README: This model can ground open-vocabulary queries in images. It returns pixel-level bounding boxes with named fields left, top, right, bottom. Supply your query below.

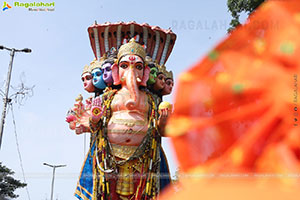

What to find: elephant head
left=112, top=39, right=150, bottom=109
left=112, top=54, right=150, bottom=110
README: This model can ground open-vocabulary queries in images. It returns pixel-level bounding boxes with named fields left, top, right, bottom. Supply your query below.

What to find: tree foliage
left=0, top=163, right=26, bottom=199
left=227, top=0, right=265, bottom=32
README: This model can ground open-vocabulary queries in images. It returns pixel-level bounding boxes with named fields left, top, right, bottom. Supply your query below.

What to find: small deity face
left=153, top=72, right=166, bottom=92
left=118, top=55, right=144, bottom=85
left=162, top=78, right=174, bottom=95
left=101, top=61, right=113, bottom=86
left=81, top=72, right=95, bottom=93
left=147, top=64, right=158, bottom=85
left=91, top=68, right=107, bottom=90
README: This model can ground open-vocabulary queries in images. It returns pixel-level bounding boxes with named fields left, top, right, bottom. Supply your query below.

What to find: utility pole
left=0, top=45, right=32, bottom=150
left=43, top=163, right=66, bottom=200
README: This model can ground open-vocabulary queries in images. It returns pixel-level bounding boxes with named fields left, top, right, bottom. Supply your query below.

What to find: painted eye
left=96, top=72, right=101, bottom=76
left=86, top=75, right=92, bottom=80
left=158, top=75, right=164, bottom=80
left=150, top=69, right=157, bottom=76
left=120, top=64, right=128, bottom=69
left=106, top=67, right=111, bottom=71
left=81, top=77, right=85, bottom=82
left=136, top=64, right=143, bottom=70
left=166, top=80, right=172, bottom=85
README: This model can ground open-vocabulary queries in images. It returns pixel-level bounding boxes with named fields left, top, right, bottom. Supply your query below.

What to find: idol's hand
left=158, top=102, right=173, bottom=136
left=66, top=107, right=90, bottom=134
left=66, top=94, right=91, bottom=134
left=73, top=100, right=85, bottom=117
left=66, top=109, right=77, bottom=130
left=85, top=96, right=93, bottom=110
left=91, top=96, right=103, bottom=124
left=74, top=108, right=91, bottom=135
left=158, top=108, right=171, bottom=136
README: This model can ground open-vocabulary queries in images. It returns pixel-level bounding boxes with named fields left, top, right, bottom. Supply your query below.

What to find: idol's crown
left=117, top=38, right=146, bottom=62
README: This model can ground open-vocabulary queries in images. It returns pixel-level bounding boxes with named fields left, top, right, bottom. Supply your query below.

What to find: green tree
left=0, top=162, right=26, bottom=199
left=227, top=0, right=265, bottom=32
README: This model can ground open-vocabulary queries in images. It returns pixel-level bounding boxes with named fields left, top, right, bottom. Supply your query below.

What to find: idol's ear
left=141, top=65, right=150, bottom=87
left=111, top=63, right=121, bottom=85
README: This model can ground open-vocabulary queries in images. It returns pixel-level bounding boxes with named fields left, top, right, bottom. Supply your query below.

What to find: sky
left=0, top=0, right=233, bottom=199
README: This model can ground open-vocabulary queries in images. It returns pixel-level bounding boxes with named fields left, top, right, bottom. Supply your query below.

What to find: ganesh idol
left=68, top=22, right=177, bottom=200
left=74, top=39, right=161, bottom=200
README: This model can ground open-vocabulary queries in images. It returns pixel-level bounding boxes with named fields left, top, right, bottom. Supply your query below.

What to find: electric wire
left=9, top=104, right=31, bottom=200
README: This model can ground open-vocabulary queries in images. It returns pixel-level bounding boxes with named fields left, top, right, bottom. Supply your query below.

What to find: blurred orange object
left=161, top=174, right=300, bottom=200
left=162, top=0, right=300, bottom=199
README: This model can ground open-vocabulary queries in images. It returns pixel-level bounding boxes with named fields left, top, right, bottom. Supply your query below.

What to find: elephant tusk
left=136, top=77, right=142, bottom=83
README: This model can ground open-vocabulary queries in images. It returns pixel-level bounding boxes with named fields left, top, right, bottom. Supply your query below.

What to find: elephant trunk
left=125, top=67, right=139, bottom=110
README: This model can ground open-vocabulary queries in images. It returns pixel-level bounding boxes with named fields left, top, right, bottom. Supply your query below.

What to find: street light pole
left=43, top=163, right=66, bottom=200
left=0, top=45, right=31, bottom=150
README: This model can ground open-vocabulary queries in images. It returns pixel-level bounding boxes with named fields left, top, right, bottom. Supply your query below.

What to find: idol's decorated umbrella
left=87, top=21, right=176, bottom=66
left=161, top=0, right=300, bottom=199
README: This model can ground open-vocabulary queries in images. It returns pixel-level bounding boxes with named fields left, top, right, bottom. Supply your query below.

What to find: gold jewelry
left=92, top=107, right=102, bottom=116
left=75, top=94, right=83, bottom=102
left=157, top=64, right=173, bottom=79
left=83, top=53, right=107, bottom=74
left=145, top=56, right=153, bottom=63
left=89, top=59, right=102, bottom=71
left=117, top=38, right=146, bottom=62
left=158, top=64, right=166, bottom=74
left=110, top=116, right=147, bottom=126
left=82, top=65, right=91, bottom=75
left=89, top=117, right=101, bottom=133
left=165, top=70, right=173, bottom=80
left=89, top=54, right=108, bottom=71
left=100, top=53, right=107, bottom=61
left=108, top=129, right=147, bottom=135
left=111, top=143, right=138, bottom=160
